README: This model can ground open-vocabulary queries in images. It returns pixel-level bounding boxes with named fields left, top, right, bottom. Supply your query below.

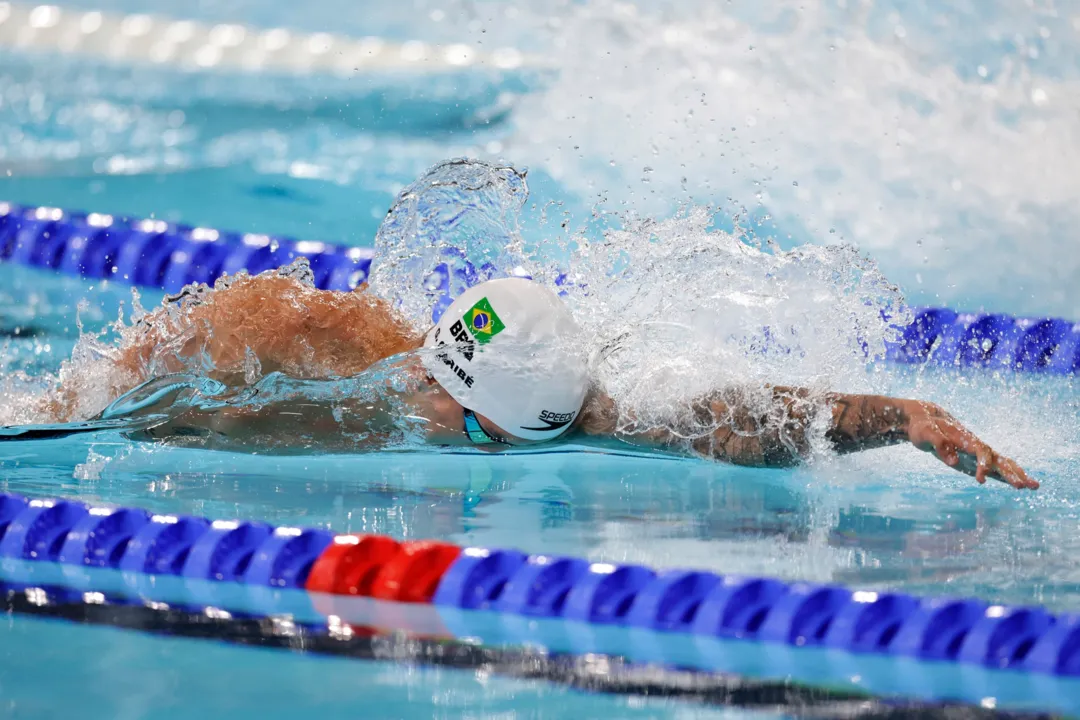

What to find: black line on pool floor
left=0, top=584, right=1057, bottom=720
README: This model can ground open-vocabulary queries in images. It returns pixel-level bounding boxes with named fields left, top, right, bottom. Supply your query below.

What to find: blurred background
left=0, top=0, right=1076, bottom=324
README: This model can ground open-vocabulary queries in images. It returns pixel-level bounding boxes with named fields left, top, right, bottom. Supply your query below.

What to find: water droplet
left=423, top=271, right=444, bottom=292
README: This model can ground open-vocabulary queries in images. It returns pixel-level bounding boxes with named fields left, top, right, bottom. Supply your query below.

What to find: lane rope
left=886, top=308, right=1080, bottom=374
left=2, top=202, right=1077, bottom=374
left=0, top=491, right=1076, bottom=678
left=0, top=3, right=531, bottom=75
left=0, top=202, right=372, bottom=292
left=1, top=579, right=1032, bottom=719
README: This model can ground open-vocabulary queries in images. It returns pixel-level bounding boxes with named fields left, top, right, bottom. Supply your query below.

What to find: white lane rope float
left=0, top=2, right=533, bottom=75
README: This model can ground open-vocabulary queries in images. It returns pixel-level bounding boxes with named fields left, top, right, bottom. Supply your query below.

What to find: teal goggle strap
left=463, top=408, right=509, bottom=446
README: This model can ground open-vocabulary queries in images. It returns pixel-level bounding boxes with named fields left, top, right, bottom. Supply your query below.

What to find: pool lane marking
left=0, top=3, right=538, bottom=75
left=0, top=581, right=1042, bottom=720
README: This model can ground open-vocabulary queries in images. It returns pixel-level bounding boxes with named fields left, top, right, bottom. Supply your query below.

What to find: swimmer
left=32, top=263, right=1037, bottom=490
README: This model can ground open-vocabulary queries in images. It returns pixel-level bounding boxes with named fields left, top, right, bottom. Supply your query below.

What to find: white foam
left=370, top=159, right=904, bottom=448
left=488, top=0, right=1080, bottom=316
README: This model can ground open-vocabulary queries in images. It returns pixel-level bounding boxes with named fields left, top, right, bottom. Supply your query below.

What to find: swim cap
left=422, top=278, right=588, bottom=442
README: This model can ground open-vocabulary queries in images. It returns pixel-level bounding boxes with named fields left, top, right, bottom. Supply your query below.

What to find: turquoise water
left=4, top=617, right=723, bottom=720
left=2, top=0, right=1080, bottom=717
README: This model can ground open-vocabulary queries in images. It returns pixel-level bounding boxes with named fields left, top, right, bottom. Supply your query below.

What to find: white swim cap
left=422, top=278, right=589, bottom=442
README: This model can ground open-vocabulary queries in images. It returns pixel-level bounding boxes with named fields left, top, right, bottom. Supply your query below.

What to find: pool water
left=0, top=427, right=1075, bottom=611
left=5, top=617, right=724, bottom=720
left=1, top=374, right=1079, bottom=717
left=2, top=0, right=1080, bottom=717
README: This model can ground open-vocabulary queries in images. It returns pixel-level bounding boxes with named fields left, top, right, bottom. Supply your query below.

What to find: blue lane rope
left=886, top=308, right=1080, bottom=374
left=0, top=203, right=373, bottom=293
left=1, top=579, right=1023, bottom=719
left=0, top=490, right=1078, bottom=678
left=2, top=201, right=1079, bottom=374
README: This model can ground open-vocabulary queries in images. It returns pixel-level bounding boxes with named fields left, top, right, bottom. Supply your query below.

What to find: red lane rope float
left=370, top=541, right=461, bottom=603
left=306, top=535, right=461, bottom=604
left=306, top=535, right=402, bottom=596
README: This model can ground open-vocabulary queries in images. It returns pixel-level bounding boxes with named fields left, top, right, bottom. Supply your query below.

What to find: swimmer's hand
left=579, top=388, right=1037, bottom=489
left=903, top=401, right=1038, bottom=490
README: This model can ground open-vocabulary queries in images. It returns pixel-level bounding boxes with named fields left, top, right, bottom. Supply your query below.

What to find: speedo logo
left=521, top=409, right=577, bottom=432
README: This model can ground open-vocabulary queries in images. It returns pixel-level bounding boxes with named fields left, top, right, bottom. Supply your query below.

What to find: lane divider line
left=0, top=491, right=1076, bottom=677
left=2, top=202, right=1077, bottom=374
left=4, top=579, right=1024, bottom=719
left=0, top=202, right=372, bottom=292
left=0, top=3, right=531, bottom=75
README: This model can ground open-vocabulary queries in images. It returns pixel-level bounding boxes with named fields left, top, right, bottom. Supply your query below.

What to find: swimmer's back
left=151, top=273, right=421, bottom=382
left=44, top=268, right=422, bottom=423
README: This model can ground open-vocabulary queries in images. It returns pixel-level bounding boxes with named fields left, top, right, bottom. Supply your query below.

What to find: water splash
left=1, top=155, right=905, bottom=457
left=561, top=208, right=906, bottom=440
left=480, top=0, right=1080, bottom=316
left=2, top=0, right=1076, bottom=316
left=368, top=158, right=531, bottom=328
left=369, top=158, right=907, bottom=447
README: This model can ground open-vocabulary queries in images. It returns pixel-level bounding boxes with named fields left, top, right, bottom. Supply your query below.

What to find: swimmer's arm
left=826, top=392, right=1036, bottom=488
left=131, top=397, right=398, bottom=454
left=123, top=358, right=437, bottom=454
left=576, top=389, right=1038, bottom=489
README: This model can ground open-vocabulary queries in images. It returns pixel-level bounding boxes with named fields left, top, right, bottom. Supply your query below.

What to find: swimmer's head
left=422, top=278, right=589, bottom=443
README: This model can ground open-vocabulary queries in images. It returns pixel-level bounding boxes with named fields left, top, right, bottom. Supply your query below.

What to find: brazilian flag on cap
left=465, top=297, right=505, bottom=344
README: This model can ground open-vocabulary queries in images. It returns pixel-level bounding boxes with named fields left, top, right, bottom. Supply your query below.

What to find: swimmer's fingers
left=949, top=425, right=1039, bottom=490
left=909, top=410, right=1038, bottom=490
left=988, top=454, right=1040, bottom=490
left=973, top=443, right=993, bottom=485
left=946, top=426, right=997, bottom=484
left=936, top=439, right=960, bottom=467
left=917, top=437, right=960, bottom=468
left=914, top=425, right=960, bottom=467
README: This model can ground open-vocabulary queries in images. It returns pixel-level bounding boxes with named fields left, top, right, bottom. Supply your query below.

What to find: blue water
left=4, top=617, right=724, bottom=720
left=2, top=0, right=1080, bottom=717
